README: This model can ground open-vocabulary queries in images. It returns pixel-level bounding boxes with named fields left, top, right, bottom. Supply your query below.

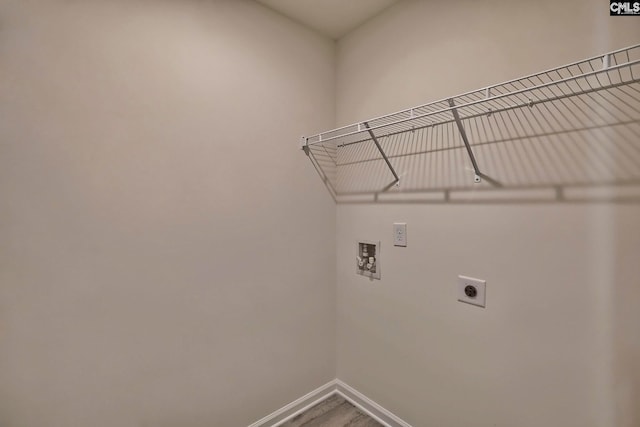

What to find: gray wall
left=1, top=1, right=638, bottom=426
left=335, top=1, right=640, bottom=426
left=0, top=1, right=336, bottom=426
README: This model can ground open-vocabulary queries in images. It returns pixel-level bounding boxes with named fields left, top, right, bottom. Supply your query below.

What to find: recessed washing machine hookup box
left=356, top=240, right=380, bottom=280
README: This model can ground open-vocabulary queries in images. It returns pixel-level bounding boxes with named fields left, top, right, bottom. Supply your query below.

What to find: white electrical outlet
left=393, top=223, right=407, bottom=247
left=457, top=275, right=486, bottom=308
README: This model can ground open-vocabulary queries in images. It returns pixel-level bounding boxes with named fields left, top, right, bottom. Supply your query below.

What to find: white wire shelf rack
left=301, top=44, right=640, bottom=201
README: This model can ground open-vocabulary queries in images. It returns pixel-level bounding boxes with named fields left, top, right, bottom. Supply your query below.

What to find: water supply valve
left=356, top=241, right=380, bottom=280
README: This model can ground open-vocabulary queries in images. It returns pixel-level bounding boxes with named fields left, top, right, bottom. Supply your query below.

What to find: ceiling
left=256, top=0, right=399, bottom=39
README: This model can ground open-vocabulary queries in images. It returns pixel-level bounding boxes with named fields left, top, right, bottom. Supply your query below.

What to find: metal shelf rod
left=305, top=57, right=640, bottom=147
left=448, top=98, right=482, bottom=183
left=363, top=122, right=400, bottom=187
left=301, top=44, right=640, bottom=198
left=304, top=45, right=639, bottom=143
left=333, top=76, right=639, bottom=149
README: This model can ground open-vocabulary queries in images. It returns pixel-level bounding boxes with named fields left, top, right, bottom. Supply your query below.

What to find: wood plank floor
left=280, top=394, right=383, bottom=427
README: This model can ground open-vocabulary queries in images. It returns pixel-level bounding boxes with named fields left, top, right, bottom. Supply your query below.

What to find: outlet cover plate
left=393, top=223, right=407, bottom=247
left=458, top=275, right=486, bottom=308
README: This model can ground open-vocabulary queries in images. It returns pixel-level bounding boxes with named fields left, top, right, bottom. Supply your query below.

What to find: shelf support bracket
left=300, top=136, right=310, bottom=155
left=448, top=98, right=482, bottom=183
left=363, top=122, right=400, bottom=187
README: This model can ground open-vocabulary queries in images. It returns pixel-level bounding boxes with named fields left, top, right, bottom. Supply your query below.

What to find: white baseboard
left=248, top=379, right=412, bottom=427
left=335, top=380, right=412, bottom=427
left=247, top=380, right=337, bottom=427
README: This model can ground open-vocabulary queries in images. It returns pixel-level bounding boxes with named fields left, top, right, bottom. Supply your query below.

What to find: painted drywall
left=0, top=1, right=335, bottom=426
left=335, top=1, right=640, bottom=426
left=256, top=0, right=399, bottom=39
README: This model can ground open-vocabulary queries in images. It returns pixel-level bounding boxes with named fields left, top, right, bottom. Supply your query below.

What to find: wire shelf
left=302, top=44, right=640, bottom=201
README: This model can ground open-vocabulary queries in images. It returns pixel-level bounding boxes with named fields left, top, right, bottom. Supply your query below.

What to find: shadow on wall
left=305, top=47, right=640, bottom=204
